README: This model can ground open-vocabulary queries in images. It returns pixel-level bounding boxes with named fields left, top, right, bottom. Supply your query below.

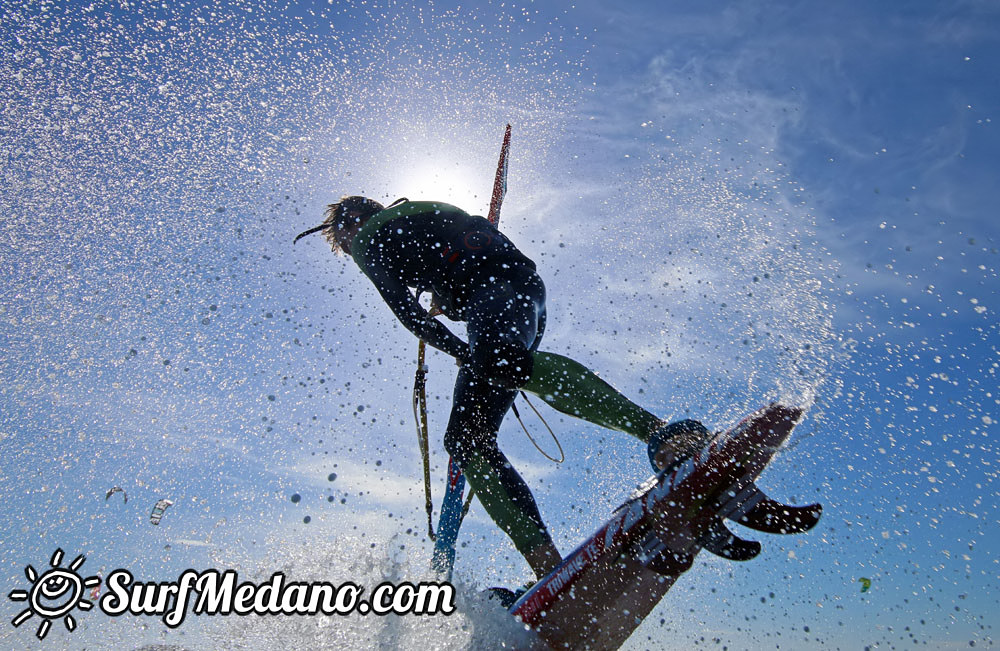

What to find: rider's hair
left=292, top=195, right=384, bottom=255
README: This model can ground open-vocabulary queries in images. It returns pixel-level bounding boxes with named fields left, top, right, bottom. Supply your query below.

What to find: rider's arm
left=366, top=266, right=471, bottom=363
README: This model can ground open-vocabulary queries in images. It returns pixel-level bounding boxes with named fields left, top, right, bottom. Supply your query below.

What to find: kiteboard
left=508, top=403, right=821, bottom=650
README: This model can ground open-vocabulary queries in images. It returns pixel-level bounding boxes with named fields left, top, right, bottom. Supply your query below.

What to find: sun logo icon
left=8, top=549, right=101, bottom=640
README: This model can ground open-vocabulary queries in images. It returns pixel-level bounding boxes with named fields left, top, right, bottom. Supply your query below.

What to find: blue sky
left=1, top=0, right=997, bottom=648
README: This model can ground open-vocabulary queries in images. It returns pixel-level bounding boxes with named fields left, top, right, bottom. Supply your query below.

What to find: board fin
left=702, top=518, right=761, bottom=561
left=733, top=488, right=822, bottom=534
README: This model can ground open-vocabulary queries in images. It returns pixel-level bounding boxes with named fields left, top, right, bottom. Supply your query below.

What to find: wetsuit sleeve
left=366, top=266, right=471, bottom=363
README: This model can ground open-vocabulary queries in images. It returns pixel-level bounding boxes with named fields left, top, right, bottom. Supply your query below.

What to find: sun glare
left=390, top=160, right=490, bottom=215
left=378, top=127, right=513, bottom=216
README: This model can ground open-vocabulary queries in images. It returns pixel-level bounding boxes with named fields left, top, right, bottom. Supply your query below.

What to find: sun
left=379, top=130, right=505, bottom=215
left=391, top=160, right=488, bottom=214
left=8, top=549, right=101, bottom=640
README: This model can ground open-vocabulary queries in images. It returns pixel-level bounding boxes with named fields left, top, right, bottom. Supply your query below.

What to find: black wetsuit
left=353, top=201, right=540, bottom=378
left=351, top=200, right=553, bottom=555
left=348, top=200, right=671, bottom=572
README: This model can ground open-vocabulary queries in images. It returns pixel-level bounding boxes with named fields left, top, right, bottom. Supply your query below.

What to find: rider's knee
left=443, top=426, right=466, bottom=462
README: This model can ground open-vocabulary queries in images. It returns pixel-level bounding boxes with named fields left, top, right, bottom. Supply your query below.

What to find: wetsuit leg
left=446, top=264, right=666, bottom=576
left=461, top=265, right=661, bottom=441
left=443, top=366, right=555, bottom=569
left=522, top=351, right=661, bottom=440
left=444, top=265, right=558, bottom=575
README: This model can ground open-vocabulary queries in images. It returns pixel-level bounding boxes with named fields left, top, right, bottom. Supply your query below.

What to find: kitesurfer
left=295, top=196, right=711, bottom=579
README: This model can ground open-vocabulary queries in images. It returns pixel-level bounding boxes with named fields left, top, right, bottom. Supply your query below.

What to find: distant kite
left=105, top=486, right=127, bottom=503
left=858, top=577, right=871, bottom=593
left=150, top=499, right=173, bottom=525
